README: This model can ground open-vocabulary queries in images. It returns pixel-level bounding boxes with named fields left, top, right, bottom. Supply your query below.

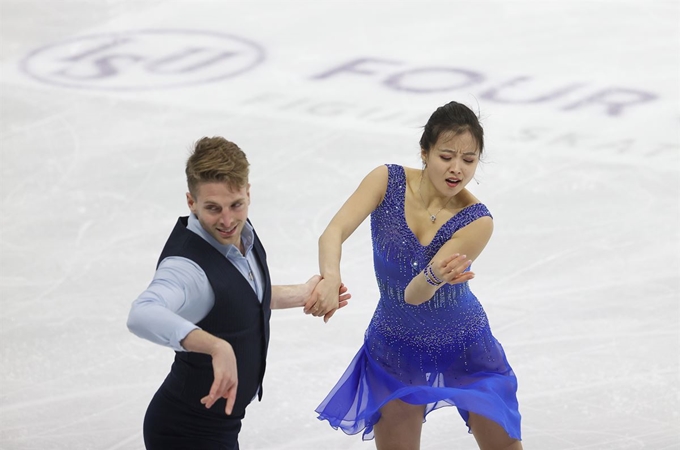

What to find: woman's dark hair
left=419, top=101, right=484, bottom=156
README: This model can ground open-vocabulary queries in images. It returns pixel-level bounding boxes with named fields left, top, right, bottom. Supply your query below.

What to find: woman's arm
left=305, top=165, right=389, bottom=320
left=404, top=216, right=493, bottom=305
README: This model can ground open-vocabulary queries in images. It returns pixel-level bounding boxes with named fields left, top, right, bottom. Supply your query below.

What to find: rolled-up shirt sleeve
left=127, top=256, right=215, bottom=352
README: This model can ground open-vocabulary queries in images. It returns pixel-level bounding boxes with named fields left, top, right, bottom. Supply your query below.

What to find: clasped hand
left=304, top=277, right=351, bottom=323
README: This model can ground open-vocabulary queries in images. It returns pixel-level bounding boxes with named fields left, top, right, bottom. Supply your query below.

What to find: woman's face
left=422, top=130, right=480, bottom=196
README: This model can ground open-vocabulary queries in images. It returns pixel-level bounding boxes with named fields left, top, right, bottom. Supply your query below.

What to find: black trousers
left=143, top=386, right=244, bottom=450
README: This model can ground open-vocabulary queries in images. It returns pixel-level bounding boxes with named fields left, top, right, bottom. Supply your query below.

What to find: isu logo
left=21, top=29, right=265, bottom=90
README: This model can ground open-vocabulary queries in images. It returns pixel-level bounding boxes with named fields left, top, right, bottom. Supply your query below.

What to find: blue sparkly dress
left=316, top=164, right=521, bottom=440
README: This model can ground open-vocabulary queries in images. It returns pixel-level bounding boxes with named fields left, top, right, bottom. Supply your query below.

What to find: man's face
left=187, top=181, right=250, bottom=249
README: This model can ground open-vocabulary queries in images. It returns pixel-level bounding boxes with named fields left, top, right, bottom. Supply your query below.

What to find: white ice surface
left=1, top=1, right=679, bottom=449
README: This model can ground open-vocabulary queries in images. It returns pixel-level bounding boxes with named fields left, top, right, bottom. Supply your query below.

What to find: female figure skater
left=305, top=101, right=522, bottom=449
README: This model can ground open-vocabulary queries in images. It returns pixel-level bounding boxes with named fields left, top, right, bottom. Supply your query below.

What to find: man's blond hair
left=186, top=137, right=250, bottom=197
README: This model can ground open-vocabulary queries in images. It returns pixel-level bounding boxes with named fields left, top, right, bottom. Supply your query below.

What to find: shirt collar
left=187, top=213, right=255, bottom=258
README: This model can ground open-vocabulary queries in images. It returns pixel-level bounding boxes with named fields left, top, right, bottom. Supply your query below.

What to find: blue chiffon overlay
left=316, top=164, right=521, bottom=440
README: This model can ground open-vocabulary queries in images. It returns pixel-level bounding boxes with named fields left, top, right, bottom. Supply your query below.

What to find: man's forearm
left=181, top=328, right=231, bottom=355
left=271, top=284, right=308, bottom=310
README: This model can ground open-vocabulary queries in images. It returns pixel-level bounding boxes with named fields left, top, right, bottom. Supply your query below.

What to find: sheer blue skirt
left=315, top=338, right=521, bottom=441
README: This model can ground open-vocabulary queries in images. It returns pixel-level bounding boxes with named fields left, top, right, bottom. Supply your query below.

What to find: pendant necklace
left=418, top=172, right=453, bottom=223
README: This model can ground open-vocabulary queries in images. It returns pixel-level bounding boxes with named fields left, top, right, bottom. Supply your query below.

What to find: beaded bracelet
left=423, top=263, right=443, bottom=287
left=424, top=268, right=441, bottom=286
left=424, top=272, right=440, bottom=286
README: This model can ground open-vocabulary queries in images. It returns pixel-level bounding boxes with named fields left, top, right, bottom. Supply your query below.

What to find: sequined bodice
left=367, top=165, right=493, bottom=358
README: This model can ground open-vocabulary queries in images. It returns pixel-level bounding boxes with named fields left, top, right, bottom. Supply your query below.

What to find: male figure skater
left=127, top=136, right=349, bottom=449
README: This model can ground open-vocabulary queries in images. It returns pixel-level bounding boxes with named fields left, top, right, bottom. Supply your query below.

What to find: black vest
left=157, top=217, right=271, bottom=417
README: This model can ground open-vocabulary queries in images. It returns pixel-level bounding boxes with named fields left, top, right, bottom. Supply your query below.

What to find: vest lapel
left=252, top=234, right=271, bottom=308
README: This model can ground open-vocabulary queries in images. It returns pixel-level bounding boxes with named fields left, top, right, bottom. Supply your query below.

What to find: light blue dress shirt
left=127, top=214, right=264, bottom=352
